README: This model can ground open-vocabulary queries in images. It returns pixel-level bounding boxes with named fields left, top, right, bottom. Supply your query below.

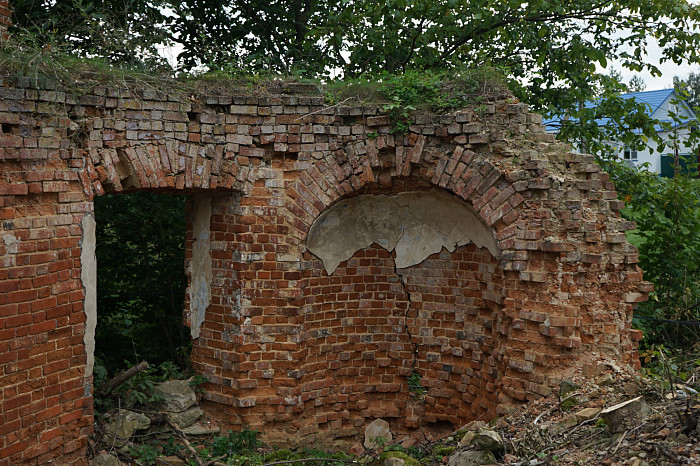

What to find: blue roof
left=621, top=88, right=675, bottom=114
left=543, top=88, right=681, bottom=132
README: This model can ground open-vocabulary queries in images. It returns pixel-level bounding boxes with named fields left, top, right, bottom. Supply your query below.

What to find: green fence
left=660, top=153, right=699, bottom=178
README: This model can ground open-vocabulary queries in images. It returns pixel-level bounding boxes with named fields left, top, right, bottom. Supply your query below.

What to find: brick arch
left=79, top=141, right=258, bottom=198
left=281, top=135, right=533, bottom=437
left=286, top=136, right=523, bottom=251
left=75, top=140, right=257, bottom=420
left=0, top=77, right=651, bottom=461
left=282, top=126, right=643, bottom=431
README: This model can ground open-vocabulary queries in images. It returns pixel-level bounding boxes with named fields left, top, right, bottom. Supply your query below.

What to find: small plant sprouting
left=372, top=68, right=505, bottom=133
left=190, top=374, right=208, bottom=393
left=324, top=91, right=338, bottom=105
left=370, top=435, right=388, bottom=452
left=129, top=443, right=160, bottom=465
left=407, top=370, right=425, bottom=395
left=212, top=429, right=260, bottom=458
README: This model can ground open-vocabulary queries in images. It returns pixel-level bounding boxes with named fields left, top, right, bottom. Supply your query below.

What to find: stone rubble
left=364, top=418, right=393, bottom=450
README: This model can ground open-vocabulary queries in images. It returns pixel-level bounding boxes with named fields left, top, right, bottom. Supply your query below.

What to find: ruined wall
left=0, top=0, right=9, bottom=39
left=0, top=74, right=650, bottom=462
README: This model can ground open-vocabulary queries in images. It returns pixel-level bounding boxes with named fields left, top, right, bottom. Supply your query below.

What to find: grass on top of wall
left=0, top=31, right=509, bottom=117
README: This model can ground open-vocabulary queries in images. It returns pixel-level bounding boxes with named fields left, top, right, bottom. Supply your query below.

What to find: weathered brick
left=0, top=81, right=646, bottom=461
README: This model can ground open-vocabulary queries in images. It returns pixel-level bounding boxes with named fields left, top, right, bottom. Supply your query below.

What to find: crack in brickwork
left=396, top=260, right=420, bottom=375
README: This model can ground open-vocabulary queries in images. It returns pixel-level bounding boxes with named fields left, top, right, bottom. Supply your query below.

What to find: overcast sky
left=610, top=36, right=698, bottom=91
left=158, top=21, right=699, bottom=91
left=608, top=1, right=700, bottom=91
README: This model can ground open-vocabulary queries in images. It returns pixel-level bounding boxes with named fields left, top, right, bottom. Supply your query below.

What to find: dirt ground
left=90, top=357, right=700, bottom=466
left=406, top=358, right=700, bottom=466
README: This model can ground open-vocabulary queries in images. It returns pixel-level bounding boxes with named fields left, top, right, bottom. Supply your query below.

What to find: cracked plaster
left=80, top=214, right=97, bottom=379
left=307, top=190, right=500, bottom=274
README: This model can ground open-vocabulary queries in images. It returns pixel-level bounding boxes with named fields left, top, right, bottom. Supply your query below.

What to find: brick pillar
left=0, top=0, right=10, bottom=39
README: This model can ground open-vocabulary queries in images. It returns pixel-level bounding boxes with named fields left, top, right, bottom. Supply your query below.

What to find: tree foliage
left=628, top=75, right=646, bottom=93
left=11, top=0, right=172, bottom=67
left=167, top=0, right=700, bottom=111
left=674, top=71, right=700, bottom=111
left=169, top=0, right=340, bottom=74
left=12, top=0, right=700, bottom=159
left=94, top=192, right=189, bottom=374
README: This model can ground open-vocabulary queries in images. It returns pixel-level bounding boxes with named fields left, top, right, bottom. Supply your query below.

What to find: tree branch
left=97, top=361, right=149, bottom=395
left=439, top=3, right=619, bottom=61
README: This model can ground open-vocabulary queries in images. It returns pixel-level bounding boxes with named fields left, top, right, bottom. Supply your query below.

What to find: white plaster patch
left=3, top=233, right=19, bottom=253
left=307, top=190, right=500, bottom=274
left=80, top=214, right=97, bottom=378
left=189, top=196, right=213, bottom=339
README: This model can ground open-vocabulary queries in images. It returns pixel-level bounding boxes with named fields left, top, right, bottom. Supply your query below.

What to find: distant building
left=544, top=89, right=698, bottom=176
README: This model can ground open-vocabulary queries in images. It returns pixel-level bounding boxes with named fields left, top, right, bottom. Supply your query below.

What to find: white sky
left=610, top=0, right=700, bottom=90
left=610, top=36, right=698, bottom=91
left=158, top=14, right=700, bottom=91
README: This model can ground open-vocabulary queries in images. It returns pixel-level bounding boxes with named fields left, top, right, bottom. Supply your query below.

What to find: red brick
left=5, top=313, right=33, bottom=328
left=39, top=425, right=63, bottom=441
left=4, top=393, right=31, bottom=411
left=43, top=359, right=70, bottom=375
left=58, top=409, right=82, bottom=426
left=22, top=441, right=49, bottom=459
left=5, top=289, right=38, bottom=304
left=0, top=440, right=27, bottom=459
left=0, top=419, right=21, bottom=437
left=0, top=88, right=647, bottom=459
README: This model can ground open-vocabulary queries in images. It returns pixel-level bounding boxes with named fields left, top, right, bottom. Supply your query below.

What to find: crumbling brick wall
left=0, top=0, right=10, bottom=39
left=0, top=76, right=649, bottom=462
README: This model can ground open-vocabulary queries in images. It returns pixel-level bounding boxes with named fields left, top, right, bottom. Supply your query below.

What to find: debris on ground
left=88, top=359, right=700, bottom=466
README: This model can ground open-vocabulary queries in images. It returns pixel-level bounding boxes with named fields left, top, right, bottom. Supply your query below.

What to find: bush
left=599, top=155, right=700, bottom=348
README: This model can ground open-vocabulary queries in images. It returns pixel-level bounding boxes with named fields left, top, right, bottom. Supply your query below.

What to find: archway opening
left=93, top=191, right=190, bottom=380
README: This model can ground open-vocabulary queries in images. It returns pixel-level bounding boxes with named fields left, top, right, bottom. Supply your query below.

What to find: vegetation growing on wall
left=11, top=0, right=700, bottom=150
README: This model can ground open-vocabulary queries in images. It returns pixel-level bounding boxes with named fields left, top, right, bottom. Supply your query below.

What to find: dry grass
left=0, top=33, right=509, bottom=114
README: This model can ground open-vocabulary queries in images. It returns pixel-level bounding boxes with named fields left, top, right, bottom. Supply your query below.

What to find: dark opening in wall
left=94, top=191, right=189, bottom=377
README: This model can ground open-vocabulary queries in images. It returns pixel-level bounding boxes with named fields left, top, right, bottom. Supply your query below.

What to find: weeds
left=212, top=429, right=260, bottom=457
left=0, top=31, right=171, bottom=97
left=189, top=374, right=208, bottom=393
left=407, top=370, right=426, bottom=396
left=332, top=68, right=507, bottom=133
left=129, top=443, right=160, bottom=465
left=1, top=34, right=506, bottom=130
left=639, top=344, right=700, bottom=396
left=94, top=361, right=197, bottom=412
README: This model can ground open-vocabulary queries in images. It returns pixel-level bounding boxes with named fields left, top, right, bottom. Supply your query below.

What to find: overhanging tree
left=11, top=0, right=172, bottom=67
left=12, top=0, right=700, bottom=132
left=163, top=0, right=700, bottom=156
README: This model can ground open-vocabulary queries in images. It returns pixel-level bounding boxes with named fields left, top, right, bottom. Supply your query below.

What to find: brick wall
left=0, top=0, right=10, bottom=39
left=0, top=77, right=648, bottom=462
